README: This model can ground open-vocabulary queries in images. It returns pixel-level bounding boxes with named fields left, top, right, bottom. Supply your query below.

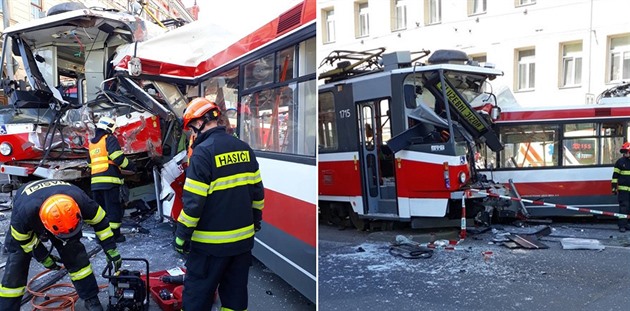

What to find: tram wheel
left=349, top=207, right=367, bottom=231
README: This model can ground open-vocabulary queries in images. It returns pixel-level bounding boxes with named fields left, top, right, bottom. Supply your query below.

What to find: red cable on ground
left=26, top=267, right=108, bottom=311
left=469, top=188, right=630, bottom=219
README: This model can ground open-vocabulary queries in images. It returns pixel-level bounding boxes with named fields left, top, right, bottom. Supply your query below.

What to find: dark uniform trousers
left=0, top=234, right=98, bottom=311
left=92, top=186, right=123, bottom=230
left=618, top=191, right=630, bottom=229
left=182, top=250, right=252, bottom=311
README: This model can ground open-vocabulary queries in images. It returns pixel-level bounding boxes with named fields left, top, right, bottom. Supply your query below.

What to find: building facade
left=317, top=0, right=630, bottom=107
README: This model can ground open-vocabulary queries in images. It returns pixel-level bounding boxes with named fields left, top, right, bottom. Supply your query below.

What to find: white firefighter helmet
left=96, top=116, right=117, bottom=133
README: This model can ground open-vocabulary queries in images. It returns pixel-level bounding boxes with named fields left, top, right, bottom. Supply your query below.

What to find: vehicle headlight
left=459, top=171, right=467, bottom=184
left=0, top=142, right=12, bottom=156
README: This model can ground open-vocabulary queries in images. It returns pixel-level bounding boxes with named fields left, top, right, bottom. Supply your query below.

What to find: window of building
left=323, top=8, right=336, bottom=43
left=31, top=0, right=43, bottom=19
left=516, top=0, right=536, bottom=6
left=392, top=0, right=407, bottom=31
left=517, top=48, right=536, bottom=91
left=468, top=0, right=486, bottom=16
left=424, top=0, right=442, bottom=25
left=561, top=42, right=582, bottom=87
left=425, top=0, right=442, bottom=25
left=609, top=35, right=630, bottom=82
left=356, top=2, right=369, bottom=38
left=471, top=54, right=487, bottom=66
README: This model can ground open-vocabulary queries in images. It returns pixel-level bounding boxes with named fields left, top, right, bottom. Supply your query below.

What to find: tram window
left=276, top=46, right=295, bottom=82
left=499, top=124, right=559, bottom=167
left=602, top=136, right=625, bottom=165
left=244, top=54, right=274, bottom=89
left=299, top=37, right=316, bottom=75
left=563, top=138, right=597, bottom=166
left=318, top=92, right=338, bottom=151
left=202, top=67, right=240, bottom=134
left=361, top=105, right=375, bottom=151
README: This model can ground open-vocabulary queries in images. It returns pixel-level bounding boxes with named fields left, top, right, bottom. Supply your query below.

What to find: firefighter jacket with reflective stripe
left=612, top=156, right=630, bottom=192
left=175, top=126, right=264, bottom=257
left=89, top=129, right=136, bottom=190
left=9, top=180, right=117, bottom=260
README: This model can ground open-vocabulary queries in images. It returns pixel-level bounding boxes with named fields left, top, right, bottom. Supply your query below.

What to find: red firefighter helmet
left=182, top=98, right=221, bottom=131
left=39, top=194, right=83, bottom=239
left=621, top=142, right=630, bottom=154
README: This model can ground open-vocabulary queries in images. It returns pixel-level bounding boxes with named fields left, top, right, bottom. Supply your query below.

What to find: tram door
left=357, top=99, right=397, bottom=216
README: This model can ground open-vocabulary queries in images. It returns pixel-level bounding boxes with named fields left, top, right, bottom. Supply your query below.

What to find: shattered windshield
left=444, top=72, right=489, bottom=103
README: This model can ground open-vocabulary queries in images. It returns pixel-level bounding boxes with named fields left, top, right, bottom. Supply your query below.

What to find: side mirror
left=128, top=57, right=142, bottom=76
left=490, top=105, right=501, bottom=121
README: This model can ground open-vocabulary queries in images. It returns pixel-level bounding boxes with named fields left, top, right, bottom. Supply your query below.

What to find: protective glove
left=41, top=255, right=61, bottom=270
left=173, top=237, right=190, bottom=255
left=105, top=248, right=122, bottom=271
left=254, top=221, right=261, bottom=232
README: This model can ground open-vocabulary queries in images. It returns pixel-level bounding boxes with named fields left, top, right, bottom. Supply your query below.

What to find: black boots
left=113, top=228, right=126, bottom=243
left=84, top=296, right=104, bottom=311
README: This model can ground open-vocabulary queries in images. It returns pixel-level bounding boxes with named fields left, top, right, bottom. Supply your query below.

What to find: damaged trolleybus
left=116, top=0, right=317, bottom=302
left=476, top=83, right=630, bottom=218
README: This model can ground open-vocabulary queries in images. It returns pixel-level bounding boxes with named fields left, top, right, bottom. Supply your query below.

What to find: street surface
left=0, top=199, right=315, bottom=311
left=319, top=220, right=630, bottom=311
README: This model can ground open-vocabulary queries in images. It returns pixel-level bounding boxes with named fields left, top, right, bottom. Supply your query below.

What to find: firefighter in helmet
left=174, top=97, right=264, bottom=310
left=0, top=180, right=123, bottom=311
left=88, top=116, right=137, bottom=242
left=612, top=142, right=630, bottom=232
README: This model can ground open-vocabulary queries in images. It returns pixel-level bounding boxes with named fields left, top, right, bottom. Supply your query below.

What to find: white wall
left=317, top=0, right=630, bottom=108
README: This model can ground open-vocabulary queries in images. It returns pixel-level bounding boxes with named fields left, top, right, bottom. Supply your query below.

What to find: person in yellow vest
left=88, top=116, right=137, bottom=242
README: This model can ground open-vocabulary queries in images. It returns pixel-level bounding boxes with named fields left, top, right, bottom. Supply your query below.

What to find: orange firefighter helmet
left=39, top=194, right=83, bottom=239
left=182, top=98, right=221, bottom=131
left=621, top=142, right=630, bottom=154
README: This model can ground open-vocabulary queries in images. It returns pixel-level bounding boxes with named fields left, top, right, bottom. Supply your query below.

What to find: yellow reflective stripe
left=621, top=171, right=630, bottom=175
left=110, top=150, right=124, bottom=160
left=10, top=226, right=32, bottom=241
left=69, top=264, right=93, bottom=281
left=612, top=179, right=618, bottom=183
left=85, top=206, right=106, bottom=225
left=109, top=222, right=122, bottom=229
left=120, top=158, right=129, bottom=168
left=95, top=227, right=114, bottom=241
left=252, top=199, right=264, bottom=210
left=91, top=176, right=123, bottom=184
left=177, top=211, right=199, bottom=228
left=0, top=285, right=26, bottom=298
left=20, top=235, right=39, bottom=253
left=191, top=224, right=255, bottom=244
left=614, top=168, right=621, bottom=173
left=208, top=171, right=262, bottom=195
left=93, top=156, right=109, bottom=162
left=619, top=185, right=630, bottom=191
left=183, top=178, right=210, bottom=197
